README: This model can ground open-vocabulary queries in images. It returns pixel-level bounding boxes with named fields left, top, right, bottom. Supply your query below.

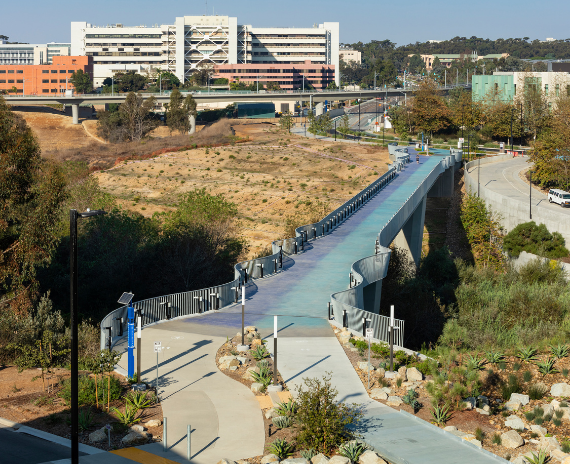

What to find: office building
left=71, top=16, right=339, bottom=88
left=471, top=72, right=570, bottom=102
left=0, top=39, right=70, bottom=66
left=415, top=52, right=509, bottom=71
left=339, top=48, right=361, bottom=64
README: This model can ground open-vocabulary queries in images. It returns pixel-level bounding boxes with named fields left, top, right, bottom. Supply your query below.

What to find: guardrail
left=100, top=156, right=408, bottom=350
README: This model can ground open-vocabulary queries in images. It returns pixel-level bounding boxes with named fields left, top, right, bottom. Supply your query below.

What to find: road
left=470, top=156, right=570, bottom=220
left=345, top=98, right=384, bottom=131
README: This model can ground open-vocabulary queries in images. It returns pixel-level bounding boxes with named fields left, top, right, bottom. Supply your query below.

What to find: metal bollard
left=362, top=317, right=367, bottom=337
left=294, top=241, right=297, bottom=254
left=187, top=424, right=191, bottom=461
left=328, top=302, right=331, bottom=320
left=163, top=417, right=167, bottom=452
left=343, top=310, right=347, bottom=328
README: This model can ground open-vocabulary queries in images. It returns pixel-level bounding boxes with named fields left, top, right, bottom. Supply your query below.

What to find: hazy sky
left=3, top=0, right=569, bottom=46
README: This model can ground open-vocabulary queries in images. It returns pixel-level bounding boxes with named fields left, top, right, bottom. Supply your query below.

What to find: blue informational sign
left=127, top=304, right=134, bottom=379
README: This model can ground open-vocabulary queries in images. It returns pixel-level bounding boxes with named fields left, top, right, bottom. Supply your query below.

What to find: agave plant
left=431, top=404, right=451, bottom=426
left=267, top=438, right=294, bottom=459
left=275, top=399, right=297, bottom=417
left=111, top=404, right=141, bottom=426
left=300, top=449, right=317, bottom=460
left=402, top=389, right=418, bottom=406
left=526, top=449, right=551, bottom=464
left=549, top=344, right=569, bottom=360
left=126, top=391, right=152, bottom=410
left=517, top=346, right=538, bottom=362
left=338, top=441, right=368, bottom=462
left=465, top=354, right=485, bottom=371
left=485, top=351, right=505, bottom=365
left=251, top=345, right=270, bottom=361
left=272, top=415, right=292, bottom=429
left=535, top=357, right=558, bottom=375
left=251, top=360, right=272, bottom=388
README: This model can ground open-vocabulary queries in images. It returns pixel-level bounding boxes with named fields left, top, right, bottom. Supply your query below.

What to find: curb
left=0, top=416, right=104, bottom=455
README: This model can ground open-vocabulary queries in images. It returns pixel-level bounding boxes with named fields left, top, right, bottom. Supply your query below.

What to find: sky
left=3, top=0, right=569, bottom=46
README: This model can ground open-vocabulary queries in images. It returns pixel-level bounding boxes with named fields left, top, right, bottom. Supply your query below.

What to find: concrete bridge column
left=71, top=104, right=79, bottom=125
left=189, top=114, right=196, bottom=135
left=393, top=196, right=427, bottom=267
left=315, top=102, right=324, bottom=116
left=428, top=166, right=454, bottom=197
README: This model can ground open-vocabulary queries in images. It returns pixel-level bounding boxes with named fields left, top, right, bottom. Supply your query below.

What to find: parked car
left=548, top=189, right=570, bottom=207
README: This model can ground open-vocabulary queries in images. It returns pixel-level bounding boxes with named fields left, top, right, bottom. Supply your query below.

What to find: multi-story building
left=0, top=56, right=92, bottom=95
left=339, top=48, right=361, bottom=65
left=471, top=72, right=570, bottom=103
left=414, top=53, right=509, bottom=71
left=0, top=39, right=70, bottom=66
left=70, top=16, right=339, bottom=89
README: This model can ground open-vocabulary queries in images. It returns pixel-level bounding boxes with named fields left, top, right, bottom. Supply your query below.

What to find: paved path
left=473, top=156, right=570, bottom=219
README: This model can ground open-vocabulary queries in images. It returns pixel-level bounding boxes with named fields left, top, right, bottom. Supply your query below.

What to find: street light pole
left=70, top=208, right=106, bottom=464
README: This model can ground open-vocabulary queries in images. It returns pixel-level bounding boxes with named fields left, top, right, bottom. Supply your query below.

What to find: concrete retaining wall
left=510, top=251, right=570, bottom=277
left=464, top=156, right=570, bottom=244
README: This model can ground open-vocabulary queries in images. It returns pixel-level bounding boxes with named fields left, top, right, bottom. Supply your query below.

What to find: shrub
left=338, top=441, right=368, bottom=462
left=274, top=399, right=297, bottom=417
left=528, top=383, right=548, bottom=400
left=536, top=357, right=558, bottom=375
left=523, top=371, right=532, bottom=382
left=294, top=374, right=362, bottom=454
left=59, top=375, right=122, bottom=406
left=475, top=427, right=484, bottom=442
left=272, top=416, right=292, bottom=428
left=431, top=404, right=451, bottom=425
left=492, top=433, right=502, bottom=445
left=250, top=361, right=272, bottom=390
left=501, top=374, right=522, bottom=400
left=550, top=344, right=569, bottom=359
left=111, top=403, right=141, bottom=426
left=503, top=221, right=569, bottom=259
left=267, top=438, right=294, bottom=459
left=300, top=449, right=317, bottom=460
left=251, top=345, right=270, bottom=361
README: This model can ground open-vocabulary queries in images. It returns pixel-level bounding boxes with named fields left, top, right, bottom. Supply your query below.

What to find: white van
left=548, top=189, right=570, bottom=207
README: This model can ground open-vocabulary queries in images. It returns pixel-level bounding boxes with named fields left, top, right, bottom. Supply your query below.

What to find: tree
left=266, top=81, right=281, bottom=91
left=326, top=81, right=338, bottom=90
left=411, top=78, right=451, bottom=137
left=190, top=66, right=211, bottom=87
left=408, top=54, right=426, bottom=74
left=0, top=98, right=67, bottom=314
left=114, top=71, right=147, bottom=92
left=279, top=111, right=293, bottom=132
left=69, top=69, right=92, bottom=94
left=166, top=89, right=197, bottom=134
left=157, top=71, right=180, bottom=91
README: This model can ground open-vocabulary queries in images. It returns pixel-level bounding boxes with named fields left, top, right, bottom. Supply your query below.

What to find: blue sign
left=127, top=304, right=134, bottom=379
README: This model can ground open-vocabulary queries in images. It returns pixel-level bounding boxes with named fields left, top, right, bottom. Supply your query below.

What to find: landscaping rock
left=477, top=395, right=489, bottom=407
left=384, top=371, right=398, bottom=379
left=358, top=362, right=375, bottom=372
left=511, top=456, right=530, bottom=464
left=88, top=428, right=107, bottom=443
left=550, top=449, right=568, bottom=462
left=245, top=326, right=257, bottom=333
left=281, top=459, right=309, bottom=464
left=145, top=419, right=162, bottom=427
left=251, top=339, right=262, bottom=346
left=329, top=456, right=350, bottom=464
left=122, top=431, right=150, bottom=445
left=265, top=408, right=276, bottom=419
left=358, top=450, right=387, bottom=464
left=380, top=387, right=392, bottom=395
left=261, top=455, right=279, bottom=464
left=443, top=426, right=458, bottom=432
left=475, top=408, right=490, bottom=416
left=229, top=366, right=238, bottom=371
left=501, top=430, right=524, bottom=449
left=397, top=366, right=407, bottom=381
left=551, top=383, right=570, bottom=397
left=505, top=415, right=525, bottom=431
left=219, top=356, right=237, bottom=364
left=541, top=436, right=561, bottom=453
left=370, top=388, right=388, bottom=400
left=243, top=366, right=260, bottom=381
left=542, top=403, right=555, bottom=417
left=483, top=404, right=491, bottom=412
left=386, top=396, right=403, bottom=407
left=530, top=425, right=548, bottom=436
left=311, top=454, right=330, bottom=464
left=376, top=368, right=385, bottom=378
left=449, top=430, right=469, bottom=438
left=406, top=367, right=423, bottom=382
left=463, top=437, right=482, bottom=448
left=217, top=460, right=236, bottom=464
left=510, top=393, right=530, bottom=406
left=505, top=401, right=522, bottom=411
left=463, top=397, right=476, bottom=410
left=237, top=356, right=248, bottom=364
left=251, top=382, right=264, bottom=393
left=229, top=359, right=240, bottom=368
left=130, top=424, right=146, bottom=432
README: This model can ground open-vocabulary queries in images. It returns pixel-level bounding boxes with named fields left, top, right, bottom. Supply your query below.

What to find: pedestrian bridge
left=100, top=145, right=462, bottom=350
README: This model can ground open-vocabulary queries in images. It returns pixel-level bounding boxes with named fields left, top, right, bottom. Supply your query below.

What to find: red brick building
left=0, top=56, right=92, bottom=95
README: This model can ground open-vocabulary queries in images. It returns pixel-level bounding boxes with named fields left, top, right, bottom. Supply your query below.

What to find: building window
left=42, top=70, right=49, bottom=74
left=8, top=79, right=14, bottom=83
left=0, top=70, right=5, bottom=74
left=51, top=79, right=57, bottom=83
left=0, top=80, right=5, bottom=83
left=60, top=70, right=66, bottom=73
left=42, top=79, right=49, bottom=83
left=17, top=79, right=23, bottom=83
left=59, top=79, right=66, bottom=83
left=51, top=70, right=57, bottom=73
left=50, top=89, right=57, bottom=93
left=8, top=70, right=14, bottom=73
left=42, top=89, right=49, bottom=93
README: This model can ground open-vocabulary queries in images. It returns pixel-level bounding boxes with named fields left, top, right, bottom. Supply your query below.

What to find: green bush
left=294, top=374, right=362, bottom=454
left=59, top=375, right=122, bottom=406
left=504, top=221, right=569, bottom=259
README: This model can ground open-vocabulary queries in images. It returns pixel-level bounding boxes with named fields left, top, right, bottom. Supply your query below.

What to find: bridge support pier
left=428, top=166, right=454, bottom=197
left=189, top=114, right=196, bottom=135
left=393, top=196, right=426, bottom=267
left=71, top=104, right=79, bottom=125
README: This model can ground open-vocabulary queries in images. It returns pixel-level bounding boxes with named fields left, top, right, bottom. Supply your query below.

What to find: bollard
left=327, top=302, right=331, bottom=320
left=362, top=317, right=367, bottom=337
left=163, top=417, right=167, bottom=452
left=322, top=224, right=324, bottom=236
left=244, top=268, right=248, bottom=284
left=343, top=310, right=347, bottom=328
left=187, top=424, right=191, bottom=461
left=294, top=241, right=297, bottom=254
left=274, top=259, right=277, bottom=273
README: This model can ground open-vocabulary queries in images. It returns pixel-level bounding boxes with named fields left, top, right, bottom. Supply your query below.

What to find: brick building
left=0, top=56, right=92, bottom=95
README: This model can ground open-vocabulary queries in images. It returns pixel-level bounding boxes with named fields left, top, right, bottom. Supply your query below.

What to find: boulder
left=281, top=459, right=309, bottom=464
left=130, top=424, right=146, bottom=432
left=505, top=401, right=521, bottom=411
left=265, top=408, right=277, bottom=419
left=358, top=362, right=375, bottom=372
left=217, top=460, right=236, bottom=464
left=541, top=436, right=561, bottom=453
left=245, top=326, right=257, bottom=333
left=237, top=356, right=248, bottom=364
left=463, top=437, right=482, bottom=448
left=386, top=396, right=402, bottom=407
left=384, top=371, right=398, bottom=379
left=542, top=403, right=555, bottom=417
left=229, top=359, right=240, bottom=368
left=122, top=431, right=150, bottom=445
left=243, top=367, right=260, bottom=381
left=311, top=454, right=330, bottom=464
left=463, top=397, right=476, bottom=410
left=370, top=388, right=388, bottom=400
left=376, top=368, right=386, bottom=378
left=477, top=395, right=489, bottom=407
left=229, top=366, right=238, bottom=371
left=251, top=382, right=264, bottom=393
left=530, top=424, right=547, bottom=436
left=261, top=455, right=280, bottom=464
left=329, top=457, right=351, bottom=464
left=501, top=430, right=524, bottom=449
left=444, top=426, right=458, bottom=432
left=505, top=415, right=525, bottom=431
left=406, top=367, right=423, bottom=382
left=510, top=393, right=530, bottom=406
left=145, top=419, right=162, bottom=427
left=475, top=408, right=490, bottom=416
left=219, top=356, right=237, bottom=364
left=88, top=428, right=107, bottom=443
left=358, top=450, right=387, bottom=464
left=380, top=387, right=392, bottom=394
left=397, top=366, right=407, bottom=381
left=511, top=456, right=530, bottom=464
left=551, top=449, right=568, bottom=462
left=252, top=339, right=263, bottom=347
left=551, top=383, right=570, bottom=397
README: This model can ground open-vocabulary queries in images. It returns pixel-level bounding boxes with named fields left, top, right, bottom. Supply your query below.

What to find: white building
left=71, top=16, right=339, bottom=86
left=339, top=48, right=361, bottom=64
left=0, top=42, right=70, bottom=65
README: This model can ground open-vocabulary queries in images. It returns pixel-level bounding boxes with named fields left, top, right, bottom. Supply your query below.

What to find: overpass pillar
left=393, top=196, right=426, bottom=267
left=315, top=103, right=324, bottom=117
left=189, top=114, right=196, bottom=135
left=71, top=104, right=79, bottom=125
left=427, top=166, right=454, bottom=197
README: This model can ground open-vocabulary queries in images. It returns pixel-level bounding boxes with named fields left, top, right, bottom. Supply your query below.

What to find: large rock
left=505, top=401, right=521, bottom=411
left=551, top=449, right=569, bottom=462
left=376, top=368, right=386, bottom=378
left=145, top=419, right=162, bottom=427
left=88, top=427, right=107, bottom=443
left=245, top=326, right=258, bottom=333
left=505, top=415, right=525, bottom=431
left=475, top=408, right=490, bottom=416
left=463, top=397, right=476, bottom=410
left=130, top=424, right=146, bottom=432
left=510, top=393, right=530, bottom=406
left=311, top=454, right=329, bottom=464
left=444, top=426, right=457, bottom=432
left=501, top=430, right=524, bottom=449
left=265, top=408, right=277, bottom=419
left=358, top=362, right=375, bottom=372
left=530, top=425, right=547, bottom=436
left=397, top=366, right=407, bottom=381
left=122, top=431, right=150, bottom=445
left=329, top=457, right=351, bottom=464
left=358, top=450, right=387, bottom=464
left=551, top=383, right=570, bottom=397
left=541, top=436, right=561, bottom=453
left=261, top=455, right=280, bottom=464
left=281, top=459, right=309, bottom=464
left=370, top=388, right=388, bottom=400
left=406, top=367, right=423, bottom=382
left=251, top=382, right=264, bottom=393
left=511, top=456, right=530, bottom=464
left=217, top=460, right=236, bottom=464
left=386, top=396, right=402, bottom=407
left=243, top=366, right=260, bottom=381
